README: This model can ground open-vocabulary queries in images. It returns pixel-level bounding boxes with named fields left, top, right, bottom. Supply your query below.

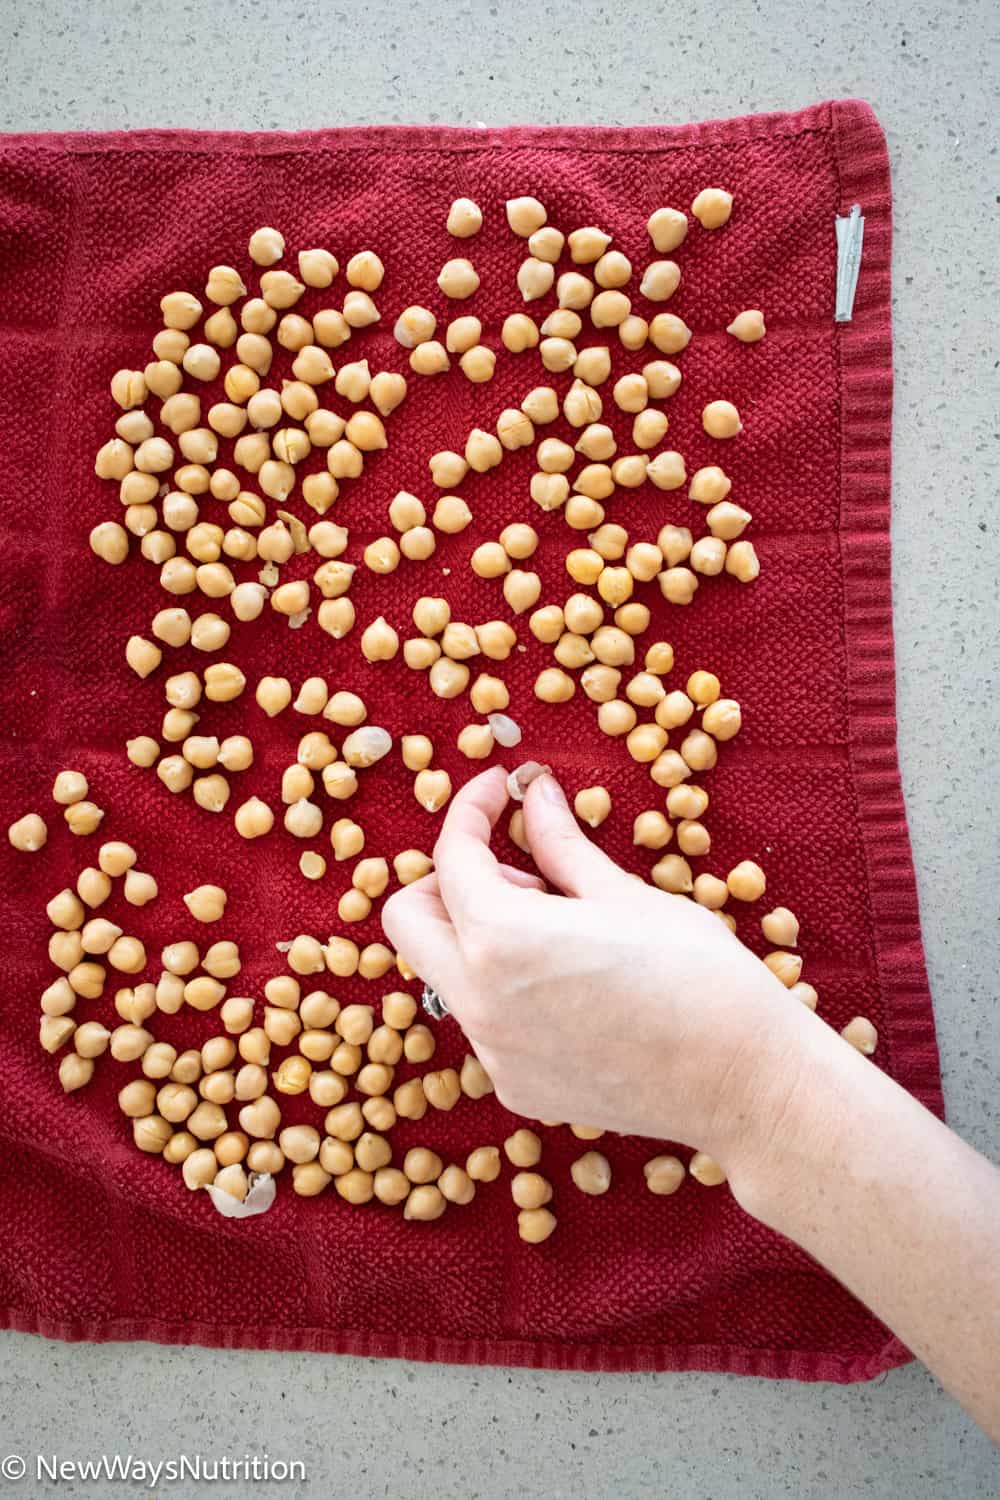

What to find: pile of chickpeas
left=9, top=189, right=880, bottom=1236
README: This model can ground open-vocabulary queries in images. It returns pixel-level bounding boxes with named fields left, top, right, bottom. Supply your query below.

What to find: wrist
left=696, top=996, right=849, bottom=1218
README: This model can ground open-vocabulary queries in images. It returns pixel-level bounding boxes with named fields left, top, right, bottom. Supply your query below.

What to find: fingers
left=432, top=766, right=517, bottom=925
left=499, top=864, right=546, bottom=892
left=381, top=878, right=463, bottom=999
left=381, top=853, right=543, bottom=1029
left=521, top=772, right=624, bottom=898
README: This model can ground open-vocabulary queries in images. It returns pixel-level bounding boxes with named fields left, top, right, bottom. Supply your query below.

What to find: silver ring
left=421, top=983, right=449, bottom=1019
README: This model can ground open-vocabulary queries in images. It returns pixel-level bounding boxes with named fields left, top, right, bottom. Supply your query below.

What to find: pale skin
left=383, top=765, right=1000, bottom=1441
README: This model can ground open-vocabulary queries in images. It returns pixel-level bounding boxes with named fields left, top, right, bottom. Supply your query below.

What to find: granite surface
left=1, top=0, right=998, bottom=1494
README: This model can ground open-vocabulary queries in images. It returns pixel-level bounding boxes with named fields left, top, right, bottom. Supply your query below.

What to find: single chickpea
left=618, top=313, right=649, bottom=350
left=433, top=494, right=473, bottom=534
left=650, top=748, right=693, bottom=789
left=627, top=724, right=668, bottom=764
left=727, top=308, right=766, bottom=342
left=345, top=249, right=384, bottom=291
left=764, top=951, right=804, bottom=988
left=691, top=187, right=733, bottom=228
left=647, top=313, right=691, bottom=355
left=658, top=567, right=699, bottom=606
left=690, top=537, right=728, bottom=576
left=476, top=621, right=516, bottom=660
left=702, top=699, right=742, bottom=742
left=646, top=451, right=687, bottom=492
left=518, top=1208, right=556, bottom=1243
left=580, top=664, right=621, bottom=703
left=234, top=796, right=274, bottom=839
left=504, top=1129, right=542, bottom=1168
left=511, top=1171, right=553, bottom=1210
left=574, top=786, right=611, bottom=828
left=503, top=569, right=542, bottom=614
left=414, top=769, right=452, bottom=813
left=727, top=861, right=766, bottom=902
left=706, top=502, right=752, bottom=541
left=438, top=257, right=480, bottom=299
left=841, top=1016, right=878, bottom=1055
left=702, top=400, right=742, bottom=439
left=632, top=409, right=669, bottom=451
left=676, top=820, right=711, bottom=857
left=410, top=339, right=450, bottom=376
left=571, top=1151, right=612, bottom=1196
left=534, top=668, right=575, bottom=704
left=644, top=1154, right=686, bottom=1195
left=496, top=408, right=535, bottom=450
left=9, top=812, right=48, bottom=852
left=761, top=907, right=800, bottom=947
left=651, top=853, right=693, bottom=894
left=553, top=270, right=591, bottom=312
left=640, top=259, right=681, bottom=301
left=360, top=616, right=400, bottom=663
left=689, top=1151, right=727, bottom=1187
left=590, top=289, right=631, bottom=327
left=725, top=541, right=761, bottom=583
left=457, top=724, right=495, bottom=760
left=597, top=700, right=637, bottom=737
left=65, top=801, right=105, bottom=835
left=446, top=195, right=483, bottom=236
left=633, top=810, right=673, bottom=850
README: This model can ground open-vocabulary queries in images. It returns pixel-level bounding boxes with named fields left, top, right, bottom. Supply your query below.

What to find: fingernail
left=535, top=771, right=566, bottom=805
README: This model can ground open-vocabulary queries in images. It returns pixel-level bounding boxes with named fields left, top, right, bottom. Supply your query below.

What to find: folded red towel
left=0, top=98, right=941, bottom=1379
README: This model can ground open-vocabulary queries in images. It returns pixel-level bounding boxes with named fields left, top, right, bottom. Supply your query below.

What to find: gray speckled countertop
left=1, top=1, right=998, bottom=1496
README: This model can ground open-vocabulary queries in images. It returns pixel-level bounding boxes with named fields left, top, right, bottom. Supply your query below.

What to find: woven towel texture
left=0, top=98, right=941, bottom=1379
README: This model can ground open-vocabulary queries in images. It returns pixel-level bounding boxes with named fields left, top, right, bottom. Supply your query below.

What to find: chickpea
left=639, top=258, right=681, bottom=301
left=760, top=907, right=800, bottom=948
left=518, top=1208, right=556, bottom=1243
left=651, top=853, right=693, bottom=895
left=627, top=724, right=668, bottom=764
left=532, top=668, right=573, bottom=705
left=643, top=1154, right=686, bottom=1195
left=702, top=400, right=742, bottom=440
left=659, top=567, right=699, bottom=606
left=438, top=257, right=480, bottom=299
left=509, top=1170, right=551, bottom=1210
left=571, top=786, right=610, bottom=830
left=595, top=700, right=635, bottom=738
left=569, top=666, right=612, bottom=708
left=234, top=796, right=274, bottom=839
left=503, top=1129, right=541, bottom=1168
left=689, top=1151, right=727, bottom=1187
left=343, top=248, right=383, bottom=292
left=476, top=621, right=516, bottom=660
left=597, top=566, right=634, bottom=607
left=691, top=186, right=733, bottom=229
left=8, top=810, right=49, bottom=852
left=631, top=810, right=672, bottom=850
left=360, top=616, right=400, bottom=663
left=764, top=951, right=804, bottom=988
left=726, top=307, right=766, bottom=343
left=725, top=540, right=761, bottom=583
left=567, top=1151, right=610, bottom=1196
left=412, top=769, right=451, bottom=814
left=402, top=1184, right=445, bottom=1221
left=398, top=1146, right=442, bottom=1187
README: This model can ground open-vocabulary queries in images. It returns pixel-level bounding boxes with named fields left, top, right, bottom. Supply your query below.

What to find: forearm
left=717, top=1013, right=1000, bottom=1438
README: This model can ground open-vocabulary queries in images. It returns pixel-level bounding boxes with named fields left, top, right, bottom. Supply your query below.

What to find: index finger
left=432, top=765, right=515, bottom=926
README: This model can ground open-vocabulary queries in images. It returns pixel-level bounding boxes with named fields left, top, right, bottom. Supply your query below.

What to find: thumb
left=521, top=772, right=624, bottom=898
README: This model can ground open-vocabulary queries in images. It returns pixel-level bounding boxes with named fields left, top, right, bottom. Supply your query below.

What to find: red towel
left=0, top=98, right=941, bottom=1379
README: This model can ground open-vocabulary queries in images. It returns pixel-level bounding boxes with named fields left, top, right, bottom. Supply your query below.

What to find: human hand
left=382, top=765, right=812, bottom=1169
